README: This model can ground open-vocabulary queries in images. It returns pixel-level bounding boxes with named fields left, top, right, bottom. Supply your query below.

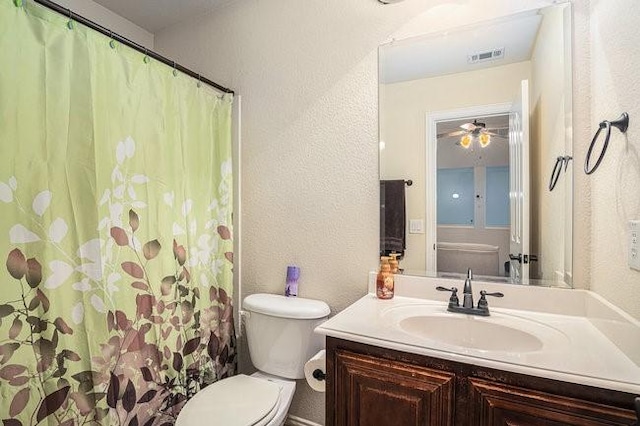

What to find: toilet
left=176, top=293, right=330, bottom=426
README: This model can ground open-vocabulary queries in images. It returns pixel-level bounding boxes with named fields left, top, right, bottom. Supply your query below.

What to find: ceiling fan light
left=479, top=133, right=491, bottom=148
left=460, top=134, right=472, bottom=149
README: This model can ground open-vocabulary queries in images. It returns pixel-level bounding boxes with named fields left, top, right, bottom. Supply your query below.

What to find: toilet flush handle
left=238, top=310, right=250, bottom=338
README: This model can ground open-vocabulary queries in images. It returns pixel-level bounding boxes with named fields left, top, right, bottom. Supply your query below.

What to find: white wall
left=56, top=0, right=153, bottom=48
left=588, top=0, right=640, bottom=319
left=380, top=61, right=530, bottom=272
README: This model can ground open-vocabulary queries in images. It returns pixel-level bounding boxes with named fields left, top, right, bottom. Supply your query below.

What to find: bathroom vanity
left=316, top=275, right=640, bottom=426
left=325, top=337, right=635, bottom=425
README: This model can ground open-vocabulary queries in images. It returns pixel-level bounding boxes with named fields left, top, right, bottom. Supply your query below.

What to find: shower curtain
left=0, top=1, right=235, bottom=424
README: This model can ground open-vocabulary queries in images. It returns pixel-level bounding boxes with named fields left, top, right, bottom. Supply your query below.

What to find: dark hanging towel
left=380, top=180, right=406, bottom=258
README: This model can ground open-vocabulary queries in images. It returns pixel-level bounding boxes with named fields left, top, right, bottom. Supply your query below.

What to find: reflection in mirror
left=436, top=114, right=510, bottom=278
left=379, top=4, right=573, bottom=287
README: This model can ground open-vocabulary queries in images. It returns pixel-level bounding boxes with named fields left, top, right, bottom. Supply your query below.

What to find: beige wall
left=155, top=2, right=437, bottom=422
left=153, top=0, right=640, bottom=423
left=380, top=61, right=530, bottom=272
left=529, top=4, right=571, bottom=283
left=57, top=0, right=154, bottom=48
left=570, top=0, right=591, bottom=293
left=588, top=0, right=640, bottom=319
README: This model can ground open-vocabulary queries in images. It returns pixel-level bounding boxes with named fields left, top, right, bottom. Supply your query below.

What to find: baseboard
left=285, top=414, right=323, bottom=426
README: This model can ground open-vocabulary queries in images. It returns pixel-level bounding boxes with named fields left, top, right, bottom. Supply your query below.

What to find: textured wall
left=570, top=0, right=592, bottom=292
left=152, top=0, right=592, bottom=423
left=588, top=0, right=640, bottom=319
left=155, top=2, right=430, bottom=422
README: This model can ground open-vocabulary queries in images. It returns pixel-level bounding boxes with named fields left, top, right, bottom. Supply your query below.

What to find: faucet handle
left=467, top=268, right=473, bottom=280
left=479, top=290, right=504, bottom=298
left=477, top=290, right=504, bottom=311
left=436, top=286, right=460, bottom=307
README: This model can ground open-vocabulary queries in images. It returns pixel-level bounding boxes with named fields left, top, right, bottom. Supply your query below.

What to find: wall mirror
left=379, top=3, right=573, bottom=287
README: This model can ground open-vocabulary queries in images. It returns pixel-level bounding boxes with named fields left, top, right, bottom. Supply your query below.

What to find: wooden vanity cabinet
left=326, top=337, right=637, bottom=426
left=333, top=348, right=455, bottom=426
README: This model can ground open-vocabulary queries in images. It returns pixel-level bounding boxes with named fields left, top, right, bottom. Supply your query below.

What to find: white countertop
left=316, top=274, right=640, bottom=395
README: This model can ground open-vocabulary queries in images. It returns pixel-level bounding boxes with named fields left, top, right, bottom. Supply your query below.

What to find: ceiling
left=92, top=0, right=229, bottom=32
left=437, top=115, right=510, bottom=167
left=437, top=115, right=510, bottom=138
left=380, top=10, right=542, bottom=84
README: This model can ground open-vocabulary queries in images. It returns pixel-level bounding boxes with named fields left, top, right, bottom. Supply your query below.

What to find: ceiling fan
left=438, top=119, right=508, bottom=149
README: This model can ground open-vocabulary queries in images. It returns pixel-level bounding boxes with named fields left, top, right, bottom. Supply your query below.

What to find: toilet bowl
left=175, top=294, right=330, bottom=426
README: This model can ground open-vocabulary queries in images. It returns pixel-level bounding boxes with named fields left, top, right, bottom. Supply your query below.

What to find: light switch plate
left=409, top=219, right=424, bottom=234
left=630, top=220, right=640, bottom=271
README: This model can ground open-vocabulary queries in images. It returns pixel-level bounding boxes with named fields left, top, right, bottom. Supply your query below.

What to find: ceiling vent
left=468, top=47, right=505, bottom=64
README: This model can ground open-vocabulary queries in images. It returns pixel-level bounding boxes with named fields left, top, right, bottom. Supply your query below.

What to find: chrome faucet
left=436, top=268, right=504, bottom=316
left=462, top=268, right=474, bottom=309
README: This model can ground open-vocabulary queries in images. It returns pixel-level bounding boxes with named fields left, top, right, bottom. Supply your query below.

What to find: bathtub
left=437, top=242, right=500, bottom=276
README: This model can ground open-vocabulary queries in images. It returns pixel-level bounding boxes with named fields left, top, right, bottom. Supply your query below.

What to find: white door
left=509, top=80, right=530, bottom=284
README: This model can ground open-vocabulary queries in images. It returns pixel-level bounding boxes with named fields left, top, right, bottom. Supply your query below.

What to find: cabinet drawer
left=468, top=377, right=636, bottom=426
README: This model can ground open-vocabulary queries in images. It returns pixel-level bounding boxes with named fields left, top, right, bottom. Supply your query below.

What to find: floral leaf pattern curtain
left=0, top=1, right=235, bottom=424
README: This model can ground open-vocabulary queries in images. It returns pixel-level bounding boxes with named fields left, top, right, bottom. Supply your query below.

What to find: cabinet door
left=468, top=378, right=636, bottom=426
left=334, top=350, right=455, bottom=426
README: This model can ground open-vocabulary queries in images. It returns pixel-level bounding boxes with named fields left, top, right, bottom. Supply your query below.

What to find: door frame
left=425, top=102, right=513, bottom=275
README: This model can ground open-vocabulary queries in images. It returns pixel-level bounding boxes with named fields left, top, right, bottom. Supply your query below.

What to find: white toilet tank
left=243, top=294, right=330, bottom=380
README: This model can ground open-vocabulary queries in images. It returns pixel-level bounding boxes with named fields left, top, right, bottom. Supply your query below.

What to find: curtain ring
left=143, top=48, right=150, bottom=63
left=585, top=112, right=629, bottom=175
left=173, top=61, right=178, bottom=77
left=67, top=9, right=74, bottom=29
left=109, top=31, right=116, bottom=49
left=197, top=75, right=202, bottom=88
left=549, top=156, right=564, bottom=191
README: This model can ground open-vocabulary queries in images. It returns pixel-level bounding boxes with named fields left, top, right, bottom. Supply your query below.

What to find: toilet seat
left=252, top=394, right=280, bottom=426
left=176, top=374, right=281, bottom=426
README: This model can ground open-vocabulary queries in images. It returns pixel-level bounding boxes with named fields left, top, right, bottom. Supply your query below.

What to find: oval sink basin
left=382, top=304, right=568, bottom=354
left=399, top=315, right=543, bottom=352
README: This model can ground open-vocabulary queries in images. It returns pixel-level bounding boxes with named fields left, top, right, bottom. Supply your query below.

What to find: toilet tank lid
left=243, top=294, right=330, bottom=319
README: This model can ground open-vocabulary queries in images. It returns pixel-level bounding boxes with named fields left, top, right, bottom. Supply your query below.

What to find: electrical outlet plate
left=409, top=219, right=424, bottom=234
left=630, top=220, right=640, bottom=271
